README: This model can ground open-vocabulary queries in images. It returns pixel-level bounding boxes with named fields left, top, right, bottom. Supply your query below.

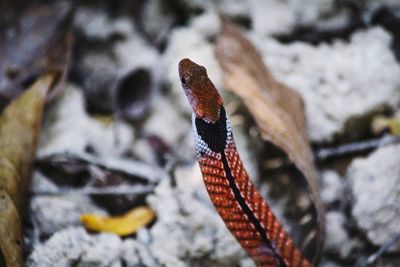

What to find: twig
left=357, top=232, right=400, bottom=267
left=36, top=152, right=165, bottom=183
left=30, top=185, right=154, bottom=196
left=262, top=135, right=400, bottom=170
left=316, top=135, right=400, bottom=161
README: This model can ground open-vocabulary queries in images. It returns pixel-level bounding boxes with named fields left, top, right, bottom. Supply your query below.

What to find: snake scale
left=178, top=58, right=313, bottom=267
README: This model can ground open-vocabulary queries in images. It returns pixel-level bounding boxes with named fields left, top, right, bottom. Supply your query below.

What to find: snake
left=178, top=58, right=313, bottom=267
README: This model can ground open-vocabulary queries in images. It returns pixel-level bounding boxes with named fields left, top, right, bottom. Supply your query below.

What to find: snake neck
left=192, top=106, right=231, bottom=157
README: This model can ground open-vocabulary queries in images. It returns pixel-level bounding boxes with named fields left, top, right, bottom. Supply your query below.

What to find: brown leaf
left=0, top=1, right=73, bottom=112
left=0, top=74, right=55, bottom=267
left=215, top=18, right=325, bottom=261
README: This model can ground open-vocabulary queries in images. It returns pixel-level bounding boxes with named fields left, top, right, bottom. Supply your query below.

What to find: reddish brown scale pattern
left=225, top=221, right=250, bottom=230
left=218, top=209, right=246, bottom=222
left=224, top=142, right=313, bottom=267
left=199, top=154, right=281, bottom=267
left=206, top=184, right=230, bottom=195
left=203, top=177, right=229, bottom=189
left=212, top=196, right=234, bottom=208
left=233, top=229, right=258, bottom=240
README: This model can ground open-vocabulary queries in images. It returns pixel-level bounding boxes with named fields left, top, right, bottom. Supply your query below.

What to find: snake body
left=179, top=58, right=313, bottom=267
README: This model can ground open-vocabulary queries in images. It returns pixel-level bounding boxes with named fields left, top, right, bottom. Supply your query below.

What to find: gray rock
left=75, top=6, right=158, bottom=69
left=189, top=9, right=220, bottom=38
left=140, top=0, right=176, bottom=46
left=252, top=27, right=400, bottom=142
left=324, top=211, right=358, bottom=258
left=27, top=227, right=123, bottom=267
left=30, top=195, right=106, bottom=237
left=217, top=0, right=250, bottom=19
left=136, top=95, right=194, bottom=163
left=27, top=227, right=158, bottom=267
left=75, top=8, right=132, bottom=40
left=38, top=85, right=134, bottom=157
left=30, top=171, right=59, bottom=193
left=348, top=143, right=400, bottom=250
left=119, top=240, right=144, bottom=267
left=113, top=31, right=158, bottom=76
left=288, top=0, right=338, bottom=26
left=321, top=170, right=344, bottom=205
left=121, top=239, right=158, bottom=267
left=142, top=95, right=191, bottom=146
left=250, top=0, right=297, bottom=35
left=249, top=0, right=341, bottom=36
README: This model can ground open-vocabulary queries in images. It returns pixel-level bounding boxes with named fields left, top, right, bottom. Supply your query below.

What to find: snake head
left=179, top=58, right=223, bottom=123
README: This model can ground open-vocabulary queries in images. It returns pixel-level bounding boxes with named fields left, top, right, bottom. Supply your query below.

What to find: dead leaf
left=0, top=74, right=55, bottom=267
left=372, top=116, right=400, bottom=136
left=0, top=1, right=73, bottom=112
left=80, top=206, right=155, bottom=236
left=215, top=18, right=325, bottom=262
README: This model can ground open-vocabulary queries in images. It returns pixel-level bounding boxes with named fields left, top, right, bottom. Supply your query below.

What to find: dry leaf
left=0, top=74, right=55, bottom=267
left=0, top=1, right=73, bottom=111
left=80, top=206, right=155, bottom=236
left=372, top=116, right=400, bottom=136
left=215, top=18, right=325, bottom=261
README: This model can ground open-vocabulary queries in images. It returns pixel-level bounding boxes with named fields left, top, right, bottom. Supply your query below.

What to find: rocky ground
left=25, top=1, right=400, bottom=266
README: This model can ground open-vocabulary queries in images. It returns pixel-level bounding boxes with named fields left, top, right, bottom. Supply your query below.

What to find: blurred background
left=1, top=0, right=400, bottom=266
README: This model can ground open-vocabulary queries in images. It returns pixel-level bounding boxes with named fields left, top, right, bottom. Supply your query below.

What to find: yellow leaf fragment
left=92, top=114, right=114, bottom=126
left=80, top=206, right=155, bottom=236
left=372, top=116, right=400, bottom=136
